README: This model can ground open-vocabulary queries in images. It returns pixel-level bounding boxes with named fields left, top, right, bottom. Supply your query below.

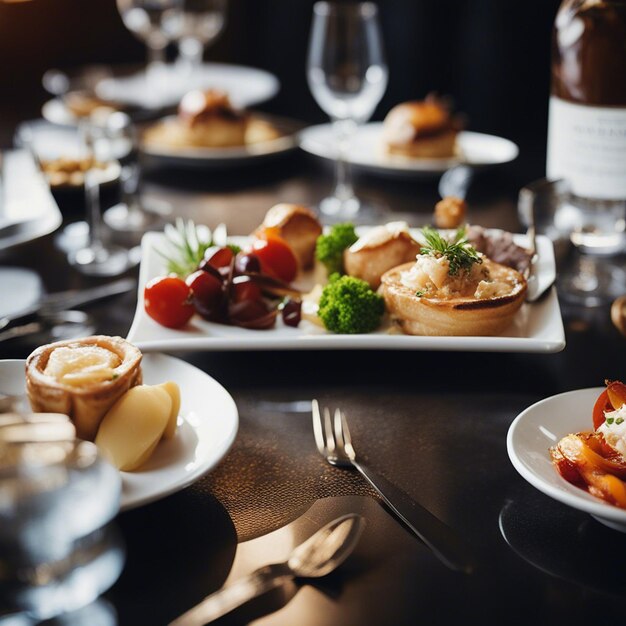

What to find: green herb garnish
left=415, top=290, right=425, bottom=297
left=111, top=373, right=119, bottom=380
left=607, top=417, right=615, bottom=425
left=420, top=227, right=482, bottom=276
left=156, top=219, right=220, bottom=278
left=617, top=417, right=624, bottom=425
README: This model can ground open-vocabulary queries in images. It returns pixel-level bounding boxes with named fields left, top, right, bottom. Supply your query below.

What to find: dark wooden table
left=2, top=150, right=626, bottom=626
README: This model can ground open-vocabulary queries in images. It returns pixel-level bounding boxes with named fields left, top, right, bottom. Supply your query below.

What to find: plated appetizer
left=551, top=380, right=626, bottom=509
left=381, top=228, right=527, bottom=336
left=143, top=89, right=281, bottom=151
left=25, top=335, right=180, bottom=472
left=142, top=201, right=535, bottom=338
left=382, top=96, right=462, bottom=159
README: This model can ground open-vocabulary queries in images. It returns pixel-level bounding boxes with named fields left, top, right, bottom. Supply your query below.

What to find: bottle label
left=547, top=96, right=626, bottom=200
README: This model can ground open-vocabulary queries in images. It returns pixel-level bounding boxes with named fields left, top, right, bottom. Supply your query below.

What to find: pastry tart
left=381, top=258, right=527, bottom=336
left=25, top=336, right=142, bottom=441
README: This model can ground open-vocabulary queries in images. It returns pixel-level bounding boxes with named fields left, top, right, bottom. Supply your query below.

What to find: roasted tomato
left=144, top=276, right=194, bottom=328
left=593, top=390, right=612, bottom=429
left=249, top=231, right=298, bottom=283
left=607, top=380, right=626, bottom=411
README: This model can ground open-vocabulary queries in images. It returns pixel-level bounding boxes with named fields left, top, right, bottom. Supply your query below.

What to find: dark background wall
left=0, top=0, right=560, bottom=158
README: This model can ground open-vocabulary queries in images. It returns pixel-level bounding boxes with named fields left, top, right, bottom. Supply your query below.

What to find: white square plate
left=126, top=231, right=565, bottom=353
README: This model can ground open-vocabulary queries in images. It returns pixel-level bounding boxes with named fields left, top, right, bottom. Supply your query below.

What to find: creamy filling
left=597, top=404, right=626, bottom=458
left=400, top=254, right=491, bottom=298
left=44, top=345, right=121, bottom=387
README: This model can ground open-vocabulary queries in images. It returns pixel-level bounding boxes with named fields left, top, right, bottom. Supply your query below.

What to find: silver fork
left=312, top=400, right=475, bottom=574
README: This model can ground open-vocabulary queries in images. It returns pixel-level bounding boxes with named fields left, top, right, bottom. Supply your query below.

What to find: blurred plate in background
left=140, top=114, right=301, bottom=169
left=0, top=150, right=62, bottom=249
left=299, top=123, right=519, bottom=179
left=96, top=62, right=280, bottom=111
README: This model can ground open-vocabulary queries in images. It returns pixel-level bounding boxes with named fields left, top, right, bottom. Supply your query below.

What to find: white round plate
left=0, top=354, right=238, bottom=512
left=507, top=387, right=626, bottom=532
left=141, top=115, right=300, bottom=168
left=299, top=123, right=519, bottom=178
left=95, top=62, right=279, bottom=111
left=0, top=268, right=42, bottom=318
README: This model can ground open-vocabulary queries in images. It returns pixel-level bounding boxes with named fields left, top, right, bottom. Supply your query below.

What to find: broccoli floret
left=318, top=274, right=385, bottom=334
left=315, top=223, right=359, bottom=275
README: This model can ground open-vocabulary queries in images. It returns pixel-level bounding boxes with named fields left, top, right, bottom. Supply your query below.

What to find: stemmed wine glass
left=116, top=0, right=181, bottom=84
left=163, top=0, right=227, bottom=76
left=307, top=1, right=388, bottom=222
left=103, top=112, right=166, bottom=234
left=67, top=114, right=139, bottom=277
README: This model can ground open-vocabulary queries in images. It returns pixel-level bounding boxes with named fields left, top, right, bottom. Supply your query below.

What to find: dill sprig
left=156, top=218, right=218, bottom=277
left=420, top=226, right=482, bottom=276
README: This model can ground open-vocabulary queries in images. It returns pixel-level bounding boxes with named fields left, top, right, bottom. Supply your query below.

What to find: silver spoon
left=169, top=514, right=365, bottom=626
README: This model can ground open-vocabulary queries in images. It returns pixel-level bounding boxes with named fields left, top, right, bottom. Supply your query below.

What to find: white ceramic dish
left=140, top=115, right=301, bottom=168
left=507, top=387, right=626, bottom=532
left=95, top=62, right=279, bottom=111
left=299, top=123, right=519, bottom=178
left=0, top=150, right=62, bottom=249
left=0, top=354, right=238, bottom=512
left=126, top=230, right=564, bottom=353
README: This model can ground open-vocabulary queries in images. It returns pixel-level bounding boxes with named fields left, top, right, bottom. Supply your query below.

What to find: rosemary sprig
left=420, top=226, right=482, bottom=276
left=156, top=218, right=216, bottom=277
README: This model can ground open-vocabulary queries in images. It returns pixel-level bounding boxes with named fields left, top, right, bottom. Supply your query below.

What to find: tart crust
left=25, top=336, right=142, bottom=441
left=381, top=260, right=527, bottom=336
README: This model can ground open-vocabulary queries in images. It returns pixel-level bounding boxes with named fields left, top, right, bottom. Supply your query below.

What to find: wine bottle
left=547, top=0, right=626, bottom=253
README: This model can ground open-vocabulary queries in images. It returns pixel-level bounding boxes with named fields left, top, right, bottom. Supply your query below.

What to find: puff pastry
left=25, top=336, right=142, bottom=441
left=381, top=259, right=526, bottom=336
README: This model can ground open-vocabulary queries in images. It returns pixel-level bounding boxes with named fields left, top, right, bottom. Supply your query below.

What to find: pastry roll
left=25, top=335, right=142, bottom=441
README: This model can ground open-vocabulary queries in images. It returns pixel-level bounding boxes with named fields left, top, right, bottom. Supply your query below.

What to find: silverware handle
left=169, top=567, right=286, bottom=626
left=354, top=460, right=475, bottom=574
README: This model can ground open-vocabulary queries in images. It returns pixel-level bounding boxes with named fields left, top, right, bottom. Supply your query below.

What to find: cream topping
left=44, top=346, right=121, bottom=387
left=349, top=222, right=412, bottom=252
left=597, top=404, right=626, bottom=458
left=400, top=254, right=490, bottom=298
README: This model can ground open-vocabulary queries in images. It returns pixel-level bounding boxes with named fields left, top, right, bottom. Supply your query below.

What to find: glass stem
left=146, top=39, right=167, bottom=88
left=179, top=37, right=204, bottom=73
left=80, top=121, right=104, bottom=253
left=332, top=119, right=356, bottom=203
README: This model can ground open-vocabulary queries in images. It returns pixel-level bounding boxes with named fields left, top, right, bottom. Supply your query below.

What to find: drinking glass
left=163, top=0, right=227, bottom=74
left=116, top=0, right=181, bottom=82
left=67, top=114, right=139, bottom=276
left=518, top=178, right=626, bottom=306
left=103, top=112, right=165, bottom=234
left=307, top=1, right=388, bottom=221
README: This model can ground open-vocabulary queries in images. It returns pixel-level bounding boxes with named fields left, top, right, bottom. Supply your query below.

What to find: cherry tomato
left=144, top=276, right=194, bottom=329
left=249, top=236, right=297, bottom=283
left=186, top=270, right=223, bottom=319
left=593, top=389, right=613, bottom=429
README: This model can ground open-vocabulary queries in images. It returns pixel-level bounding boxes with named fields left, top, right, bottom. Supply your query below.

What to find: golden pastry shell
left=381, top=260, right=527, bottom=336
left=25, top=335, right=142, bottom=441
